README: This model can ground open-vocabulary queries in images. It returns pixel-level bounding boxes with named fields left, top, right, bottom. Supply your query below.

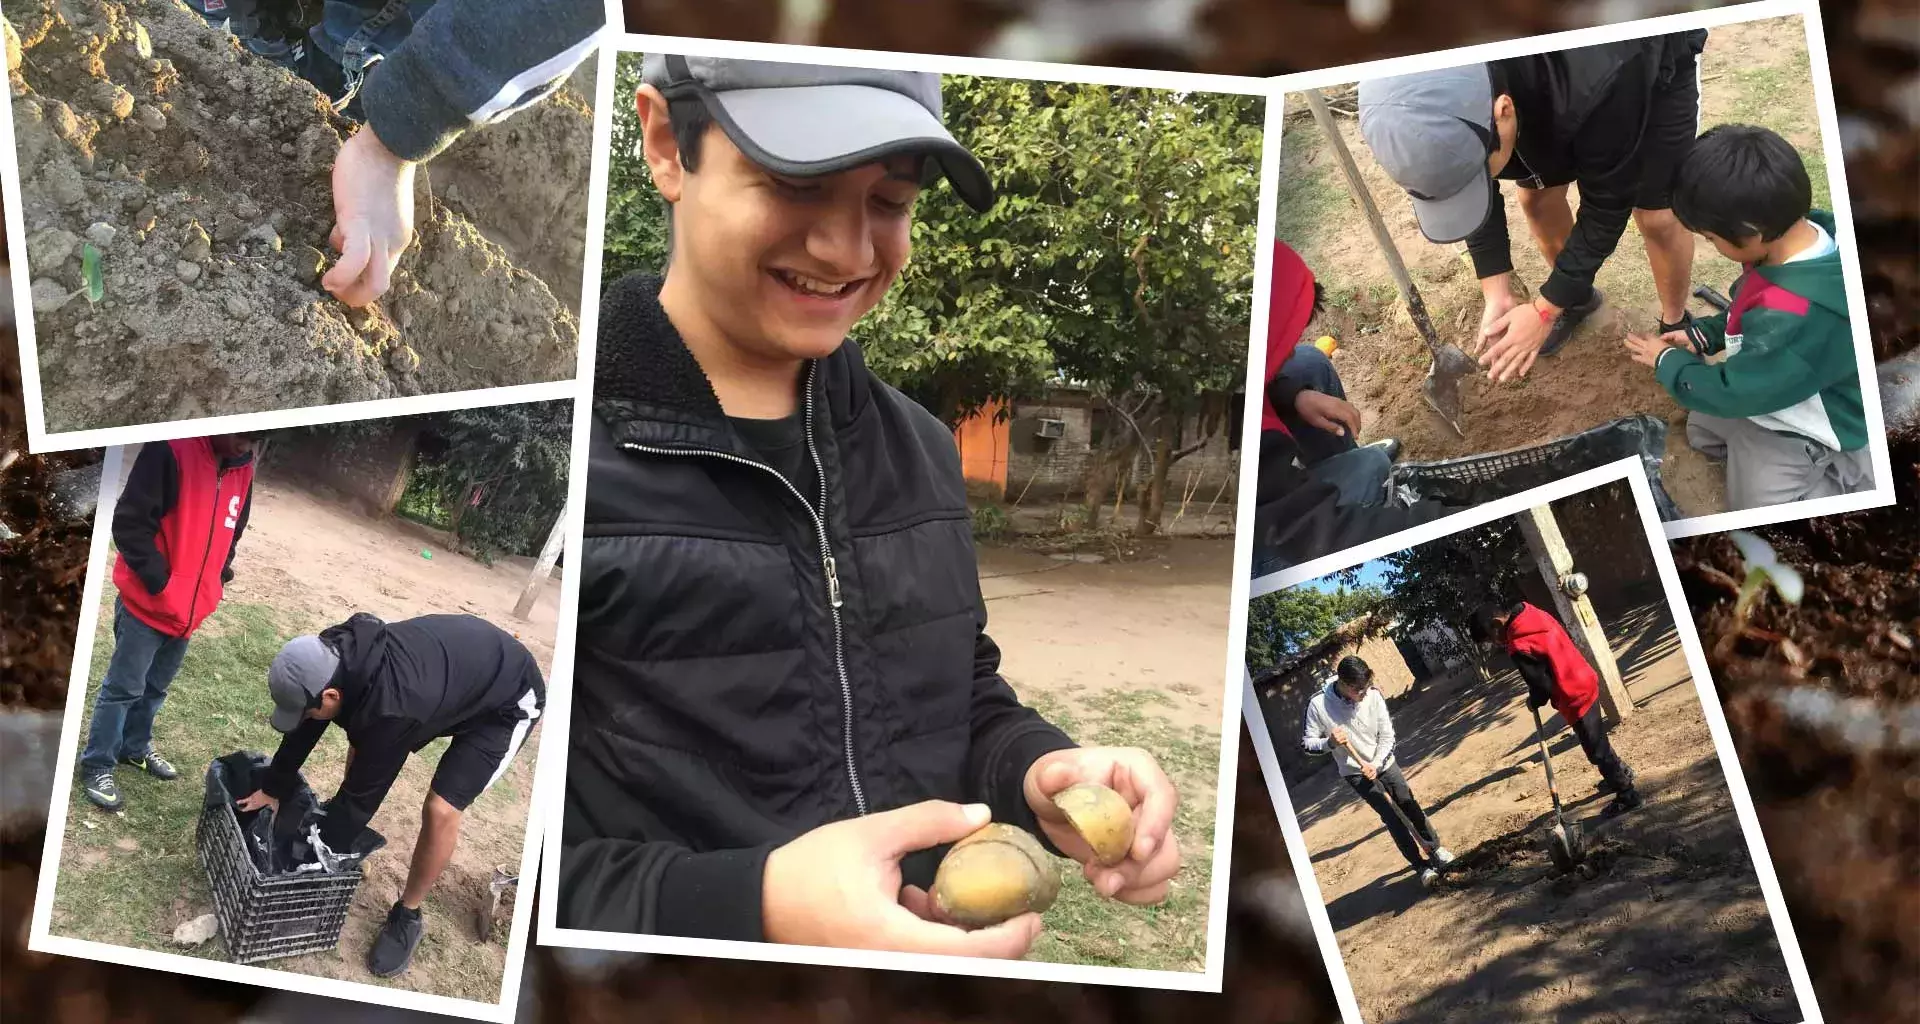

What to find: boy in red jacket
left=1471, top=600, right=1642, bottom=817
left=79, top=436, right=257, bottom=811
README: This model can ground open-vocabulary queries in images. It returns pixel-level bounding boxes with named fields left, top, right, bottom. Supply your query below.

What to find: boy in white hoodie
left=1302, top=656, right=1455, bottom=885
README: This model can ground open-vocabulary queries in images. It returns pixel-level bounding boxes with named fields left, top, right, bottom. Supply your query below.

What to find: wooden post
left=1516, top=503, right=1633, bottom=723
left=512, top=506, right=567, bottom=621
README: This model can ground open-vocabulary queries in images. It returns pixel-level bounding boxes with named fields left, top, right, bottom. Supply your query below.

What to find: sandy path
left=978, top=539, right=1234, bottom=734
left=1290, top=604, right=1799, bottom=1023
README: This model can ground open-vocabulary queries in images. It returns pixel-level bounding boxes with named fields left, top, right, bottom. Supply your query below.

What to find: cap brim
left=269, top=703, right=305, bottom=734
left=1409, top=169, right=1497, bottom=244
left=708, top=84, right=996, bottom=213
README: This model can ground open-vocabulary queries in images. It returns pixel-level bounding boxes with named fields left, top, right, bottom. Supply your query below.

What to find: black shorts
left=1632, top=30, right=1707, bottom=211
left=430, top=679, right=545, bottom=811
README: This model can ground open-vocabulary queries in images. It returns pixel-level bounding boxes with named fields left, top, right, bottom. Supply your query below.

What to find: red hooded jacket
left=1504, top=602, right=1599, bottom=723
left=1262, top=240, right=1318, bottom=437
left=112, top=439, right=256, bottom=638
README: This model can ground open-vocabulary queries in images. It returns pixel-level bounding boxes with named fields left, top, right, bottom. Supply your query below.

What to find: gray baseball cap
left=641, top=54, right=995, bottom=212
left=267, top=635, right=340, bottom=733
left=1358, top=66, right=1500, bottom=244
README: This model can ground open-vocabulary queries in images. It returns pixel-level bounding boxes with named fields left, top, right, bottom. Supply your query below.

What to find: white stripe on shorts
left=482, top=687, right=542, bottom=794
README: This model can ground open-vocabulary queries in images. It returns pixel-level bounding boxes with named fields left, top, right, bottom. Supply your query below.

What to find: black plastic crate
left=1390, top=414, right=1684, bottom=521
left=196, top=756, right=366, bottom=964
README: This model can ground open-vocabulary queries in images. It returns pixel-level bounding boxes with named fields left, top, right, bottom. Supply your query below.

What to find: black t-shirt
left=729, top=414, right=813, bottom=495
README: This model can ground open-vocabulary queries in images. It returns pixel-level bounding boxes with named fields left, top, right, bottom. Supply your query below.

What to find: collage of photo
left=1, top=1, right=1909, bottom=1023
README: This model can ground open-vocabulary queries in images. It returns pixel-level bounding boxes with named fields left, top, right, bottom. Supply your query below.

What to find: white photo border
left=1265, top=0, right=1893, bottom=546
left=1240, top=455, right=1825, bottom=1024
left=25, top=407, right=585, bottom=1023
left=0, top=25, right=618, bottom=457
left=530, top=32, right=1284, bottom=995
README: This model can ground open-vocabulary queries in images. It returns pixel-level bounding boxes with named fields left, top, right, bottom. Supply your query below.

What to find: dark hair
left=664, top=94, right=714, bottom=171
left=1671, top=124, right=1811, bottom=243
left=1335, top=655, right=1373, bottom=687
left=1467, top=602, right=1506, bottom=643
left=1312, top=281, right=1326, bottom=320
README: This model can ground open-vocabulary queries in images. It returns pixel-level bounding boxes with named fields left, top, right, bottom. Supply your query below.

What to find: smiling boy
left=560, top=58, right=1182, bottom=958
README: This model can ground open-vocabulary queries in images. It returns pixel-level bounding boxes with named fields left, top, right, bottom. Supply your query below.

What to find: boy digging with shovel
left=1471, top=601, right=1643, bottom=817
left=1302, top=656, right=1456, bottom=887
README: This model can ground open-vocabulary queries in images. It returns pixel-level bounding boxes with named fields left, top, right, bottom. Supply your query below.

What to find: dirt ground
left=7, top=0, right=590, bottom=432
left=980, top=539, right=1233, bottom=735
left=1673, top=423, right=1920, bottom=1024
left=974, top=538, right=1232, bottom=969
left=1290, top=602, right=1799, bottom=1023
left=1277, top=16, right=1840, bottom=520
left=49, top=470, right=560, bottom=1002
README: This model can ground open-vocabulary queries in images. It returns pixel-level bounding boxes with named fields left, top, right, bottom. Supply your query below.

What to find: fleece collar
left=591, top=273, right=878, bottom=452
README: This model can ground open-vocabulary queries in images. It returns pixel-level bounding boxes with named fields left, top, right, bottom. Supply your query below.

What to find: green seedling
left=1729, top=530, right=1804, bottom=626
left=56, top=244, right=107, bottom=308
left=82, top=243, right=104, bottom=303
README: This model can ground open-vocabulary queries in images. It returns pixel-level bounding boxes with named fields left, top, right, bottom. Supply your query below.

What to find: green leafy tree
left=596, top=58, right=1264, bottom=535
left=912, top=82, right=1265, bottom=533
left=603, top=53, right=670, bottom=285
left=268, top=402, right=572, bottom=564
left=1379, top=517, right=1527, bottom=666
left=1245, top=584, right=1389, bottom=673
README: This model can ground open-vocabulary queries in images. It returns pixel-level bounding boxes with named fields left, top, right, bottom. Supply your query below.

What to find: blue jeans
left=1281, top=343, right=1389, bottom=506
left=1279, top=343, right=1357, bottom=465
left=79, top=599, right=190, bottom=776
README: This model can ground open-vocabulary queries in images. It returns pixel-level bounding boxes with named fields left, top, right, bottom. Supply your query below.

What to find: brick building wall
left=1253, top=627, right=1420, bottom=790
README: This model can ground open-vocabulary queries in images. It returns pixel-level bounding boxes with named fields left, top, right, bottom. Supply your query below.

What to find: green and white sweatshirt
left=1655, top=210, right=1866, bottom=451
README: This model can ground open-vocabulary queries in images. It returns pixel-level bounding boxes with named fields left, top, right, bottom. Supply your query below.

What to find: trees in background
left=1245, top=583, right=1389, bottom=673
left=601, top=56, right=1265, bottom=535
left=276, top=402, right=572, bottom=564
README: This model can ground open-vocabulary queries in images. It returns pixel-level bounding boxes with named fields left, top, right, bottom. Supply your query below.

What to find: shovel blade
left=1546, top=820, right=1586, bottom=872
left=1422, top=345, right=1475, bottom=437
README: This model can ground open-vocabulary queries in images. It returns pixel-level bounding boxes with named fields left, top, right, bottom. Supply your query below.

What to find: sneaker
left=1419, top=868, right=1441, bottom=887
left=1601, top=788, right=1644, bottom=818
left=121, top=751, right=179, bottom=781
left=1596, top=766, right=1636, bottom=796
left=1539, top=287, right=1605, bottom=357
left=82, top=772, right=123, bottom=811
left=1431, top=846, right=1457, bottom=868
left=1364, top=438, right=1403, bottom=461
left=367, top=902, right=425, bottom=978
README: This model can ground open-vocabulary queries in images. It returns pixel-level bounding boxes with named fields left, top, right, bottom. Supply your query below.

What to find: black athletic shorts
left=1632, top=29, right=1708, bottom=211
left=430, top=675, right=546, bottom=811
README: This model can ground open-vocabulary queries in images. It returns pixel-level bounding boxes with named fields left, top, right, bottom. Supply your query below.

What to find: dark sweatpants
left=1566, top=703, right=1634, bottom=791
left=1344, top=762, right=1441, bottom=871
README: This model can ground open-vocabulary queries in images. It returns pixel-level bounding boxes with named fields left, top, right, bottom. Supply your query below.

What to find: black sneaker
left=1601, top=788, right=1644, bottom=818
left=1539, top=287, right=1606, bottom=357
left=1659, top=311, right=1711, bottom=356
left=121, top=751, right=179, bottom=781
left=1597, top=767, right=1636, bottom=795
left=82, top=772, right=123, bottom=811
left=367, top=902, right=425, bottom=978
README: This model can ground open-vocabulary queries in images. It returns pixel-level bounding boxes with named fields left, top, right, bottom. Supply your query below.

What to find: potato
left=931, top=823, right=1060, bottom=928
left=1052, top=782, right=1136, bottom=867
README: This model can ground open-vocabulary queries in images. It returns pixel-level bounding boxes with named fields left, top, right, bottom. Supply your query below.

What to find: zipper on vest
left=184, top=467, right=225, bottom=636
left=616, top=363, right=869, bottom=816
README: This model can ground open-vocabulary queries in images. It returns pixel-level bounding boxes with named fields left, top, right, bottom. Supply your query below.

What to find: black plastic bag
left=205, top=751, right=384, bottom=876
left=1389, top=415, right=1685, bottom=521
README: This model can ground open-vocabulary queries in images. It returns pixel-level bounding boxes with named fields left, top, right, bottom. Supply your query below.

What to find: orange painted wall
left=953, top=399, right=1009, bottom=497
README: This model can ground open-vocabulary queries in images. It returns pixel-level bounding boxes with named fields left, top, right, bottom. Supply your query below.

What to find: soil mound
left=7, top=0, right=584, bottom=431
